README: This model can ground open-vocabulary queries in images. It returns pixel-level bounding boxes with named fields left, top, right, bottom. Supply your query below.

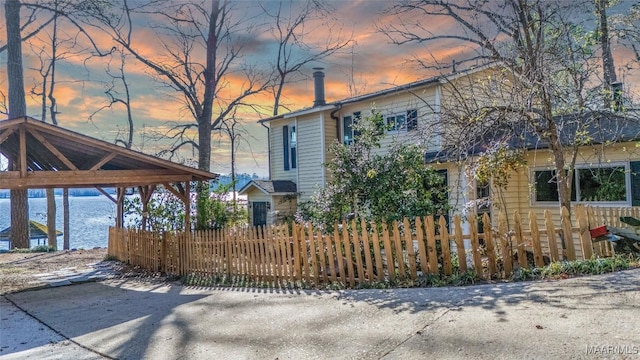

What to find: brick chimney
left=313, top=67, right=326, bottom=107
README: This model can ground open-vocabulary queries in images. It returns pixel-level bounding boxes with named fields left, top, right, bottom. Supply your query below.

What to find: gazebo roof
left=0, top=116, right=217, bottom=189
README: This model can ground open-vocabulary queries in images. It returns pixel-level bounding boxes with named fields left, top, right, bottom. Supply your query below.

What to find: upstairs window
left=343, top=112, right=361, bottom=145
left=282, top=125, right=296, bottom=171
left=386, top=109, right=417, bottom=133
left=386, top=113, right=406, bottom=132
left=290, top=126, right=297, bottom=169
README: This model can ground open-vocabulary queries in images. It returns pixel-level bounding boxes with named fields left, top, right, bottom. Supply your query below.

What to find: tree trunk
left=47, top=188, right=57, bottom=249
left=596, top=0, right=617, bottom=109
left=6, top=0, right=30, bottom=249
left=10, top=189, right=29, bottom=249
left=63, top=188, right=70, bottom=250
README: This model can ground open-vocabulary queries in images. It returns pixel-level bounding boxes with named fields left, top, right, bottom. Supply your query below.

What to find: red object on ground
left=589, top=226, right=607, bottom=238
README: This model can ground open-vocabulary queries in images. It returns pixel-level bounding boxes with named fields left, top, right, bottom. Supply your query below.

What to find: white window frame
left=385, top=112, right=407, bottom=133
left=289, top=123, right=297, bottom=170
left=342, top=112, right=360, bottom=145
left=531, top=162, right=631, bottom=206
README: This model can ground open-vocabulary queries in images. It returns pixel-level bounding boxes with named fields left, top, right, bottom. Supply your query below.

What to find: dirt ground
left=0, top=248, right=109, bottom=294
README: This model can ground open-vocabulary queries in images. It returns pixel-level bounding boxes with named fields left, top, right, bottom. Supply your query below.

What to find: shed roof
left=238, top=180, right=297, bottom=195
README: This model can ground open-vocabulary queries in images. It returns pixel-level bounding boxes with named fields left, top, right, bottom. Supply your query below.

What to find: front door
left=253, top=201, right=267, bottom=227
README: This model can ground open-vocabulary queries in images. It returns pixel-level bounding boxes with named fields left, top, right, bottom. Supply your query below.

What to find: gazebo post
left=185, top=181, right=191, bottom=231
left=116, top=187, right=125, bottom=228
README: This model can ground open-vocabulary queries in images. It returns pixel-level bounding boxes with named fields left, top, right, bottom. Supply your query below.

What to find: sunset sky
left=1, top=0, right=639, bottom=177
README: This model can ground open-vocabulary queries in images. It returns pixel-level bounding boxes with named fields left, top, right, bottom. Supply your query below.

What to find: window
left=386, top=113, right=406, bottom=132
left=290, top=126, right=297, bottom=169
left=342, top=112, right=361, bottom=145
left=386, top=109, right=418, bottom=133
left=282, top=125, right=296, bottom=171
left=534, top=165, right=628, bottom=203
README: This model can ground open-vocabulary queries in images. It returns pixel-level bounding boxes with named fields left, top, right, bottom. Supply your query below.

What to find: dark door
left=253, top=202, right=267, bottom=227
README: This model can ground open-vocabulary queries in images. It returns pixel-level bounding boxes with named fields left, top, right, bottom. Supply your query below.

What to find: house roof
left=0, top=116, right=218, bottom=189
left=426, top=111, right=640, bottom=163
left=258, top=63, right=496, bottom=124
left=238, top=180, right=297, bottom=195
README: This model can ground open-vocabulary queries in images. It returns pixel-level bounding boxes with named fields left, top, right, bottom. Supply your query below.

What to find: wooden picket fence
left=107, top=205, right=632, bottom=287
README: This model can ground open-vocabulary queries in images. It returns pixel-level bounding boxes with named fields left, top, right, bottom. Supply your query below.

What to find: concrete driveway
left=1, top=269, right=639, bottom=360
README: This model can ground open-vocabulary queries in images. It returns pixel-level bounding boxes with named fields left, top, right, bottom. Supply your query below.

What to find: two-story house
left=239, top=66, right=490, bottom=226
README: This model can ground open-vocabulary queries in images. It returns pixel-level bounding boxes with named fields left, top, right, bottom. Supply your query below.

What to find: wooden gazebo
left=0, top=116, right=217, bottom=230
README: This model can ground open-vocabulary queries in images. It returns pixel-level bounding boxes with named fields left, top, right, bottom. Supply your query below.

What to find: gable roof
left=238, top=180, right=297, bottom=196
left=0, top=116, right=218, bottom=189
left=259, top=63, right=496, bottom=124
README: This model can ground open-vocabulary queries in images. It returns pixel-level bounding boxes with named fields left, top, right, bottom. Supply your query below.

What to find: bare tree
left=79, top=0, right=275, bottom=228
left=5, top=0, right=30, bottom=249
left=89, top=49, right=135, bottom=149
left=384, top=0, right=639, bottom=213
left=263, top=0, right=352, bottom=115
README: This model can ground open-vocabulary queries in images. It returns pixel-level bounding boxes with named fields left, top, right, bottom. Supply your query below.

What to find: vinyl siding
left=297, top=113, right=325, bottom=201
left=337, top=86, right=439, bottom=155
left=270, top=119, right=297, bottom=183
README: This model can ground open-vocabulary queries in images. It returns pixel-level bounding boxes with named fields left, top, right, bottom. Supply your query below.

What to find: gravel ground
left=0, top=248, right=109, bottom=294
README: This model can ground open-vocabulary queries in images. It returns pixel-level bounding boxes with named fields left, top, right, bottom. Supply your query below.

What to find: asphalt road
left=1, top=269, right=639, bottom=360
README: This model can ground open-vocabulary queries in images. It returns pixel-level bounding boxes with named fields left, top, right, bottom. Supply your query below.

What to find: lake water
left=0, top=196, right=117, bottom=250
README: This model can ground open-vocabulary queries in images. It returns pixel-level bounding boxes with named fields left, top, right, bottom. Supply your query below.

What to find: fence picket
left=561, top=207, right=576, bottom=261
left=483, top=213, right=496, bottom=278
left=453, top=215, right=467, bottom=273
left=414, top=217, right=429, bottom=275
left=467, top=212, right=483, bottom=275
left=325, top=230, right=337, bottom=283
left=342, top=220, right=355, bottom=287
left=403, top=218, right=417, bottom=280
left=513, top=211, right=527, bottom=269
left=528, top=211, right=544, bottom=267
left=575, top=205, right=593, bottom=260
left=371, top=225, right=384, bottom=281
left=391, top=221, right=406, bottom=278
left=352, top=219, right=365, bottom=283
left=544, top=210, right=560, bottom=262
left=381, top=223, right=395, bottom=280
left=439, top=216, right=452, bottom=276
left=361, top=219, right=374, bottom=282
left=497, top=212, right=512, bottom=275
left=333, top=226, right=346, bottom=284
left=424, top=216, right=439, bottom=275
left=308, top=223, right=318, bottom=286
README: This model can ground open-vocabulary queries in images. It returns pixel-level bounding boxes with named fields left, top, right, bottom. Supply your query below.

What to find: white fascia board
left=283, top=104, right=336, bottom=119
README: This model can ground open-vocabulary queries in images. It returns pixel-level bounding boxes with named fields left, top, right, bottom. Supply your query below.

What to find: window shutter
left=407, top=109, right=418, bottom=130
left=631, top=161, right=640, bottom=205
left=283, top=125, right=289, bottom=171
